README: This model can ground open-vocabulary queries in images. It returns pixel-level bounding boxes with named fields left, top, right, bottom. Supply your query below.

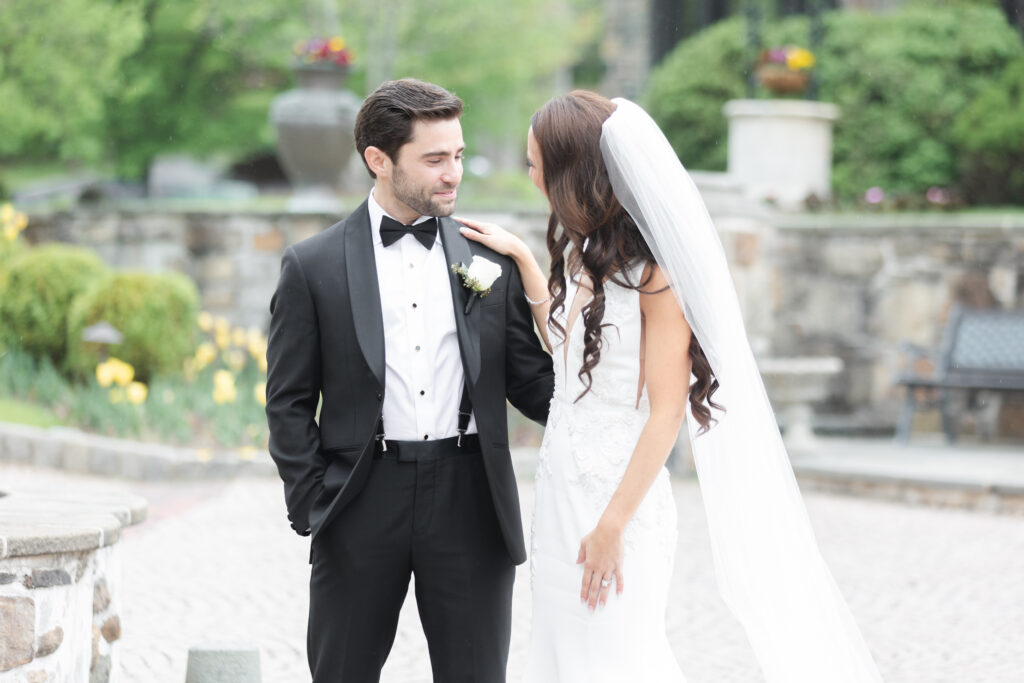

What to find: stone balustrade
left=0, top=490, right=146, bottom=681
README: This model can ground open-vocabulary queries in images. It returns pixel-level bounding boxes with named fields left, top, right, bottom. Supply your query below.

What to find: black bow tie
left=379, top=215, right=438, bottom=249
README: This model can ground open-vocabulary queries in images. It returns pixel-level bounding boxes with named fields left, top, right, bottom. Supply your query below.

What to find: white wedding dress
left=523, top=260, right=686, bottom=682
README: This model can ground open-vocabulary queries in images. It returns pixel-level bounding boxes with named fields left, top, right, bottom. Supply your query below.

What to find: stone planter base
left=724, top=99, right=840, bottom=209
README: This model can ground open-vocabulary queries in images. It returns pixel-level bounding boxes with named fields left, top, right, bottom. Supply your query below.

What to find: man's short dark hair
left=354, top=79, right=464, bottom=179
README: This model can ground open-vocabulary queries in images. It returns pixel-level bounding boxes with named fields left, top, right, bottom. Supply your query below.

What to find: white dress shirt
left=367, top=191, right=477, bottom=441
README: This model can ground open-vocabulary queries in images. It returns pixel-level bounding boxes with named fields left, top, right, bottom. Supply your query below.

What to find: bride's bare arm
left=577, top=265, right=691, bottom=610
left=456, top=216, right=553, bottom=352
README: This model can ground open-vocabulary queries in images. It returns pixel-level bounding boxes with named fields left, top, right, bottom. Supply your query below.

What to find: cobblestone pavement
left=3, top=462, right=1024, bottom=682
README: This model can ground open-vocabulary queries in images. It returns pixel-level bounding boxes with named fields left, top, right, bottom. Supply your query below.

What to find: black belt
left=374, top=434, right=481, bottom=462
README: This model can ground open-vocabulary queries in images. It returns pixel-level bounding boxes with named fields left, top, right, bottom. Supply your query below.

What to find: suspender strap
left=374, top=382, right=474, bottom=449
left=457, top=382, right=472, bottom=447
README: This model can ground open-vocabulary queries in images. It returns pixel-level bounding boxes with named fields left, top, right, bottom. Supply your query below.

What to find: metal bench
left=894, top=305, right=1024, bottom=442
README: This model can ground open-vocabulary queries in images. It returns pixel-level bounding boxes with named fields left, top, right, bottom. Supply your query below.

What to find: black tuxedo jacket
left=265, top=201, right=554, bottom=564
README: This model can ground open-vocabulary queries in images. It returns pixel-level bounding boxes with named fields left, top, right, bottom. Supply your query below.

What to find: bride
left=459, top=91, right=883, bottom=682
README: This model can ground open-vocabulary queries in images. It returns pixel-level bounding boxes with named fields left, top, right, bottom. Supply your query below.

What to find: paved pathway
left=3, top=462, right=1024, bottom=682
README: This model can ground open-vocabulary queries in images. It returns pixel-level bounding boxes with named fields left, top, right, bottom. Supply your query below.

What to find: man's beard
left=392, top=166, right=458, bottom=217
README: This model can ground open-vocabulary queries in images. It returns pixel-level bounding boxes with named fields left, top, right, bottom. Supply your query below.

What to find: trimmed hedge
left=952, top=55, right=1024, bottom=205
left=645, top=6, right=1023, bottom=204
left=66, top=271, right=199, bottom=382
left=0, top=244, right=109, bottom=363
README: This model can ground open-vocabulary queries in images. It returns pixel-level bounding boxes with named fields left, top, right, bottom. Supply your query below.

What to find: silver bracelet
left=524, top=291, right=552, bottom=306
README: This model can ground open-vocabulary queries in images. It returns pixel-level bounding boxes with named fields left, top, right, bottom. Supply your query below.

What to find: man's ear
left=364, top=146, right=391, bottom=179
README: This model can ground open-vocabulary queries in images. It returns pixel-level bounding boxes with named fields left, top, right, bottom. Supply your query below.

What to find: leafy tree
left=0, top=0, right=144, bottom=161
left=342, top=0, right=597, bottom=157
left=105, top=0, right=307, bottom=178
left=645, top=6, right=1024, bottom=203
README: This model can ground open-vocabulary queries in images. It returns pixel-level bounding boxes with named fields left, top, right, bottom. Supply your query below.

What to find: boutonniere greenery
left=451, top=255, right=502, bottom=314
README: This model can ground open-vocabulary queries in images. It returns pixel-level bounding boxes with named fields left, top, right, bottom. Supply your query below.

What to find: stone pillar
left=724, top=99, right=840, bottom=208
left=0, top=491, right=147, bottom=682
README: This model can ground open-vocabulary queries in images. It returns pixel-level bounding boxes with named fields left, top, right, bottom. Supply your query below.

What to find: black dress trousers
left=307, top=441, right=516, bottom=682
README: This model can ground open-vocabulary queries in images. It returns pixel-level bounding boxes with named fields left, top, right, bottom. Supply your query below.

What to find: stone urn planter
left=269, top=64, right=362, bottom=211
left=724, top=98, right=840, bottom=209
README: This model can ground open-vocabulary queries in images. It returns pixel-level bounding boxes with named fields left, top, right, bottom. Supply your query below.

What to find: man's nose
left=441, top=161, right=461, bottom=185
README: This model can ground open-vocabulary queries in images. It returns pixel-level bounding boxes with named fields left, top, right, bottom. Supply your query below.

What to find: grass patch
left=0, top=397, right=61, bottom=428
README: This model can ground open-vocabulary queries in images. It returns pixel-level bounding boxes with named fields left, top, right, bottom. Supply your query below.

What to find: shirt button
left=423, top=434, right=429, bottom=440
left=415, top=345, right=421, bottom=351
left=419, top=390, right=425, bottom=396
left=409, top=263, right=414, bottom=269
left=412, top=303, right=418, bottom=308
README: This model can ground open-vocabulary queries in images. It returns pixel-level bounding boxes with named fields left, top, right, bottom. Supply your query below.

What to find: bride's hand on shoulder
left=577, top=523, right=625, bottom=610
left=455, top=216, right=527, bottom=260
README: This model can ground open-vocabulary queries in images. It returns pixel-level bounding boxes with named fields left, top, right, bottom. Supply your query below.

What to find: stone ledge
left=0, top=422, right=277, bottom=481
left=0, top=490, right=147, bottom=560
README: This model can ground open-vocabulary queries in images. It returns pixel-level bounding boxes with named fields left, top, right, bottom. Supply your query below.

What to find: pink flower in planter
left=864, top=187, right=885, bottom=204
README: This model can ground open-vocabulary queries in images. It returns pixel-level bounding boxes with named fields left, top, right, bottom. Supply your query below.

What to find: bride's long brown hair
left=531, top=90, right=721, bottom=432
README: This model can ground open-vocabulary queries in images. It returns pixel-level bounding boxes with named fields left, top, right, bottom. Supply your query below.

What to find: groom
left=265, top=78, right=554, bottom=682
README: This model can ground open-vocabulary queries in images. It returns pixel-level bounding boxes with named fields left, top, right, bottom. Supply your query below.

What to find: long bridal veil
left=600, top=99, right=883, bottom=682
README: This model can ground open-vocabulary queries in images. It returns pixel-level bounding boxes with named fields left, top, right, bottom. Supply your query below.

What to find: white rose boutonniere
left=451, top=255, right=502, bottom=314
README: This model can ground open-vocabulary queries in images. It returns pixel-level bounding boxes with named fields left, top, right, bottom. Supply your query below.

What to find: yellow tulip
left=14, top=213, right=27, bottom=231
left=258, top=353, right=268, bottom=374
left=225, top=349, right=247, bottom=373
left=3, top=224, right=17, bottom=242
left=109, top=358, right=135, bottom=387
left=238, top=446, right=257, bottom=461
left=96, top=361, right=115, bottom=387
left=328, top=37, right=345, bottom=51
left=231, top=327, right=247, bottom=348
left=197, top=311, right=214, bottom=332
left=0, top=203, right=12, bottom=224
left=214, top=316, right=230, bottom=334
left=194, top=342, right=217, bottom=369
left=254, top=381, right=267, bottom=406
left=212, top=370, right=237, bottom=404
left=214, top=329, right=231, bottom=350
left=196, top=448, right=213, bottom=463
left=126, top=381, right=148, bottom=405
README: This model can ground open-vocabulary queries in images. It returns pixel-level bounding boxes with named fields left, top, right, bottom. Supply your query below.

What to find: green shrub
left=952, top=55, right=1024, bottom=205
left=0, top=238, right=27, bottom=288
left=645, top=6, right=1023, bottom=203
left=66, top=271, right=199, bottom=381
left=0, top=244, right=109, bottom=364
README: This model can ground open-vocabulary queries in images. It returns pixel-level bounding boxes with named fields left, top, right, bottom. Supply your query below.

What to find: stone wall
left=21, top=206, right=1024, bottom=434
left=0, top=491, right=146, bottom=681
left=765, top=214, right=1024, bottom=432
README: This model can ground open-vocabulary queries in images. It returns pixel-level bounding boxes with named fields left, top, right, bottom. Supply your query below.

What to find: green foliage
left=345, top=0, right=596, bottom=156
left=0, top=238, right=27, bottom=288
left=0, top=0, right=144, bottom=161
left=645, top=6, right=1024, bottom=203
left=952, top=55, right=1024, bottom=204
left=0, top=244, right=109, bottom=365
left=645, top=17, right=750, bottom=172
left=105, top=0, right=307, bottom=177
left=66, top=271, right=199, bottom=382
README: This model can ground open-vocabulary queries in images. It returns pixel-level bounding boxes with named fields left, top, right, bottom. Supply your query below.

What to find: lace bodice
left=536, top=259, right=675, bottom=560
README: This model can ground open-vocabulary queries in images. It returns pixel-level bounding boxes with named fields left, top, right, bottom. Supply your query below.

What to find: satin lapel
left=344, top=202, right=385, bottom=391
left=439, top=217, right=481, bottom=386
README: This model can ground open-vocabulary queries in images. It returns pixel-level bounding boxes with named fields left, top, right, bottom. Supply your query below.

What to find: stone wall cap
left=0, top=490, right=147, bottom=559
left=723, top=98, right=840, bottom=120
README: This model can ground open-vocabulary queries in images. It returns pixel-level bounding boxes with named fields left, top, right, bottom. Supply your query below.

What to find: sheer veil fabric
left=600, top=99, right=883, bottom=682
